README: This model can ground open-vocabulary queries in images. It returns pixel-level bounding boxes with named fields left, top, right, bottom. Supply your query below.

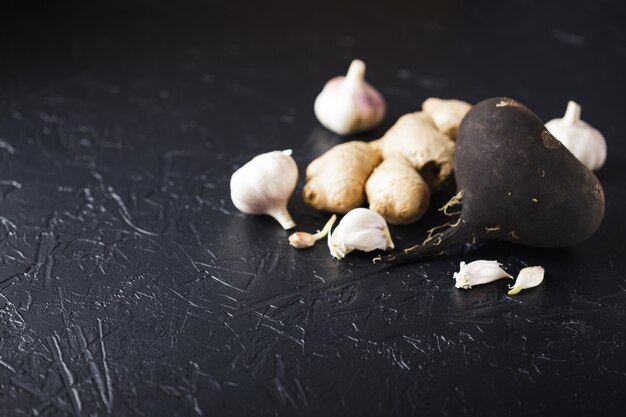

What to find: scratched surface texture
left=0, top=0, right=625, bottom=416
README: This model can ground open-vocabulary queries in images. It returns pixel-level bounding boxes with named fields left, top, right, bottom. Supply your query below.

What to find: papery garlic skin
left=230, top=150, right=298, bottom=229
left=508, top=266, right=544, bottom=295
left=453, top=260, right=513, bottom=289
left=545, top=101, right=607, bottom=171
left=328, top=208, right=394, bottom=259
left=314, top=59, right=386, bottom=135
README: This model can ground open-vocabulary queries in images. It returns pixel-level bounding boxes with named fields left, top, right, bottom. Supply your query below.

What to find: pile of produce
left=229, top=59, right=608, bottom=293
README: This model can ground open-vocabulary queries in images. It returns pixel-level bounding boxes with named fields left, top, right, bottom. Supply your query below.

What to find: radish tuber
left=379, top=97, right=605, bottom=263
left=302, top=141, right=382, bottom=213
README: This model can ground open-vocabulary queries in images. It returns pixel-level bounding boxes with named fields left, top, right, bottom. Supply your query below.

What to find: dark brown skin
left=381, top=97, right=605, bottom=263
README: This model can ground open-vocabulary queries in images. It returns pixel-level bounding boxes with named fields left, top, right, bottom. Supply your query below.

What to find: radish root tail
left=374, top=218, right=470, bottom=264
left=438, top=189, right=464, bottom=216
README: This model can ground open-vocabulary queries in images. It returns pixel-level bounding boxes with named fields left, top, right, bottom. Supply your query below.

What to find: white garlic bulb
left=230, top=149, right=298, bottom=229
left=508, top=266, right=544, bottom=295
left=453, top=260, right=513, bottom=289
left=328, top=208, right=394, bottom=259
left=314, top=59, right=386, bottom=135
left=545, top=101, right=607, bottom=170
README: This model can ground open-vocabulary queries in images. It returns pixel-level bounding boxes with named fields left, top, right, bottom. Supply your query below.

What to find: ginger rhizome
left=365, top=156, right=430, bottom=225
left=302, top=141, right=381, bottom=213
left=303, top=98, right=471, bottom=225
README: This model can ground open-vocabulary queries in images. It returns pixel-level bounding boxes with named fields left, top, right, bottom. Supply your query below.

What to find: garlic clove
left=328, top=208, right=394, bottom=259
left=230, top=149, right=298, bottom=229
left=289, top=215, right=337, bottom=249
left=289, top=232, right=317, bottom=248
left=507, top=266, right=545, bottom=295
left=453, top=260, right=513, bottom=289
left=314, top=59, right=386, bottom=135
left=545, top=101, right=607, bottom=171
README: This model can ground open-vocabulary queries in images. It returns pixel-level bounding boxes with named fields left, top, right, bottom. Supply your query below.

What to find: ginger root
left=366, top=156, right=430, bottom=225
left=422, top=97, right=472, bottom=140
left=303, top=141, right=381, bottom=213
left=302, top=97, right=471, bottom=226
left=370, top=111, right=455, bottom=189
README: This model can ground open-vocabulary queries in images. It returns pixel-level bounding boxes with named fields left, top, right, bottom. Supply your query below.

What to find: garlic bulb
left=328, top=208, right=394, bottom=259
left=289, top=215, right=336, bottom=249
left=453, top=260, right=513, bottom=289
left=230, top=149, right=298, bottom=229
left=508, top=266, right=544, bottom=295
left=545, top=101, right=607, bottom=170
left=314, top=59, right=386, bottom=135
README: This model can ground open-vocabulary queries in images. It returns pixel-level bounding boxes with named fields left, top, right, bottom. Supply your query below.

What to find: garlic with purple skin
left=508, top=266, right=544, bottom=295
left=545, top=101, right=607, bottom=171
left=289, top=215, right=336, bottom=249
left=230, top=150, right=298, bottom=229
left=314, top=59, right=386, bottom=135
left=453, top=260, right=513, bottom=289
left=328, top=208, right=394, bottom=259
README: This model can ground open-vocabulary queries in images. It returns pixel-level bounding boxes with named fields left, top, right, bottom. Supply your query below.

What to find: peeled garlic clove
left=545, top=101, right=607, bottom=170
left=230, top=149, right=298, bottom=229
left=314, top=59, right=386, bottom=135
left=328, top=208, right=394, bottom=259
left=508, top=266, right=545, bottom=295
left=422, top=97, right=472, bottom=140
left=453, top=260, right=513, bottom=289
left=289, top=215, right=336, bottom=249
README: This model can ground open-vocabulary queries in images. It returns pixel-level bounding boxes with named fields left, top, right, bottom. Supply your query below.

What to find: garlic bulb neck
left=563, top=100, right=581, bottom=124
left=345, top=59, right=366, bottom=88
left=268, top=206, right=296, bottom=230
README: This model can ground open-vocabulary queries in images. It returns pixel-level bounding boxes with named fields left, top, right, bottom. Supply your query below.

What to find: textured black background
left=0, top=1, right=625, bottom=416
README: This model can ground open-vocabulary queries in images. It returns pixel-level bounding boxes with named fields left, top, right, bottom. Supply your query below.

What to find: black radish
left=381, top=97, right=605, bottom=263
